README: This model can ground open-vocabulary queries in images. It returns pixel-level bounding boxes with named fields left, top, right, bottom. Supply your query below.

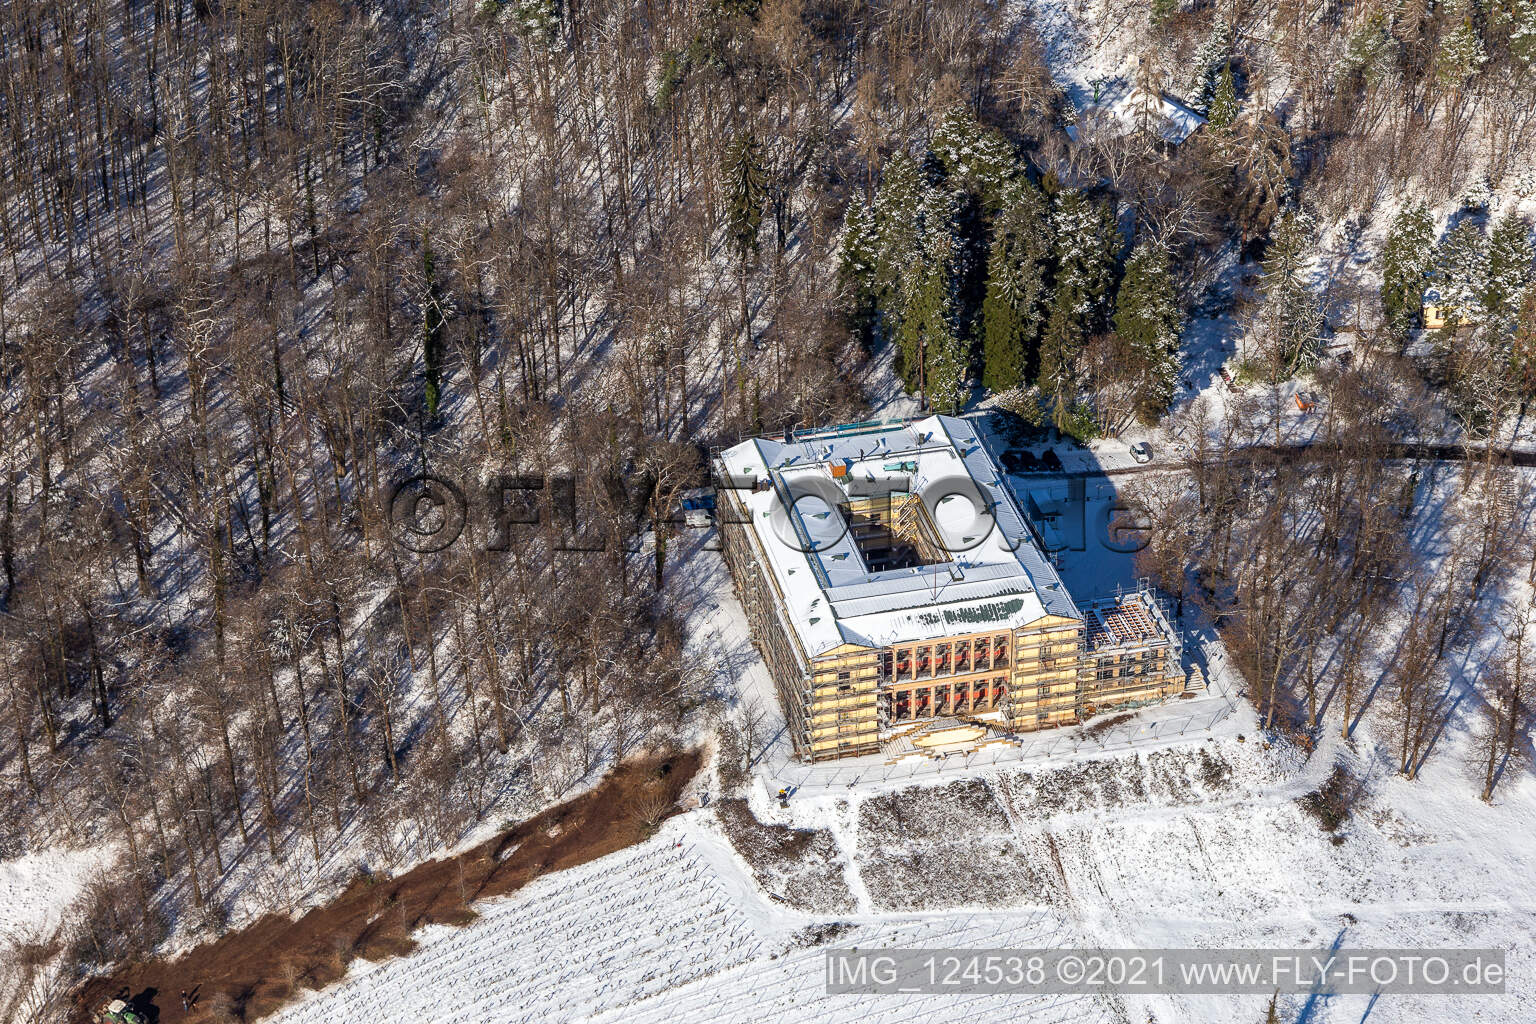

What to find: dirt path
left=1063, top=440, right=1536, bottom=480
left=73, top=750, right=701, bottom=1024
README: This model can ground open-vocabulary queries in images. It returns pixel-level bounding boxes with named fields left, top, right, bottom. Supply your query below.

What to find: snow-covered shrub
left=715, top=800, right=856, bottom=913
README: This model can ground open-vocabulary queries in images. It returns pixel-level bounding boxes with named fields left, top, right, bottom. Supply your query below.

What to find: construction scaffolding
left=712, top=418, right=1187, bottom=764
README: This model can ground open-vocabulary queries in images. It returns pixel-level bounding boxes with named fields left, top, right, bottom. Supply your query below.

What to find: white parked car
left=1129, top=441, right=1153, bottom=464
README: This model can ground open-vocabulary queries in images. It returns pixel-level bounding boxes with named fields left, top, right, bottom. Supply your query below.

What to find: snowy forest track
left=1012, top=440, right=1536, bottom=481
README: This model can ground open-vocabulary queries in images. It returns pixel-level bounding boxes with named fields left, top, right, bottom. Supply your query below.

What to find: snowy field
left=0, top=848, right=115, bottom=1020
left=263, top=820, right=1108, bottom=1024
left=0, top=850, right=110, bottom=960
left=265, top=808, right=1111, bottom=1024
left=257, top=724, right=1535, bottom=1024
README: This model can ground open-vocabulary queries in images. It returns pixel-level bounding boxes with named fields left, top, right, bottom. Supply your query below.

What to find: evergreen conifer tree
left=1114, top=241, right=1183, bottom=417
left=1436, top=13, right=1488, bottom=92
left=1381, top=202, right=1436, bottom=337
left=1436, top=219, right=1490, bottom=326
left=1207, top=64, right=1240, bottom=130
left=1039, top=190, right=1120, bottom=420
left=724, top=132, right=767, bottom=401
left=724, top=132, right=766, bottom=264
left=930, top=108, right=1017, bottom=211
left=981, top=179, right=1052, bottom=392
left=1255, top=210, right=1323, bottom=377
left=1509, top=0, right=1536, bottom=68
left=1052, top=190, right=1119, bottom=329
left=835, top=151, right=925, bottom=354
left=1343, top=12, right=1397, bottom=84
left=895, top=184, right=970, bottom=412
left=1039, top=299, right=1080, bottom=430
left=869, top=151, right=924, bottom=316
left=1189, top=21, right=1233, bottom=111
left=1480, top=213, right=1534, bottom=333
left=838, top=200, right=881, bottom=310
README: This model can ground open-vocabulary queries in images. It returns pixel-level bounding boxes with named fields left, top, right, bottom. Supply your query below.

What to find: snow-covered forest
left=3, top=0, right=1536, bottom=1021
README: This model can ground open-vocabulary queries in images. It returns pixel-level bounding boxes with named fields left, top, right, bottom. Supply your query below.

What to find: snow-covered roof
left=716, top=416, right=1081, bottom=659
left=1069, top=86, right=1206, bottom=147
left=1114, top=89, right=1207, bottom=145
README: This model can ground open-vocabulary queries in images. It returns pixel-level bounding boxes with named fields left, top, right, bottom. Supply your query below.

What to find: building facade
left=715, top=416, right=1184, bottom=763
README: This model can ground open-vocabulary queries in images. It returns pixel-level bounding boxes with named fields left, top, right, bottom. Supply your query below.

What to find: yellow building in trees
left=715, top=417, right=1185, bottom=763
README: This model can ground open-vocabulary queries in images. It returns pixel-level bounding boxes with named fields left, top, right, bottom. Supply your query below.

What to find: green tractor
left=96, top=999, right=148, bottom=1024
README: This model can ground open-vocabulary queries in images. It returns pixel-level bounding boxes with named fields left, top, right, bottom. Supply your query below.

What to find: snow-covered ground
left=0, top=847, right=117, bottom=1021
left=263, top=792, right=1111, bottom=1024
left=257, top=717, right=1535, bottom=1024
left=0, top=849, right=111, bottom=952
left=254, top=449, right=1536, bottom=1024
left=248, top=459, right=1535, bottom=1024
left=7, top=5, right=1533, bottom=1022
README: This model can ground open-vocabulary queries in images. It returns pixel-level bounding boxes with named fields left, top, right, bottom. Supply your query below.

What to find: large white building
left=714, top=416, right=1185, bottom=762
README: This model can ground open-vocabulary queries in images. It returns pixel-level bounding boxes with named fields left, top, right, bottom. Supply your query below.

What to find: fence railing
left=763, top=699, right=1237, bottom=793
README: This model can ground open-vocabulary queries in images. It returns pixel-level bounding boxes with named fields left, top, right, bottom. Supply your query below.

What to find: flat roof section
left=717, top=415, right=1082, bottom=657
